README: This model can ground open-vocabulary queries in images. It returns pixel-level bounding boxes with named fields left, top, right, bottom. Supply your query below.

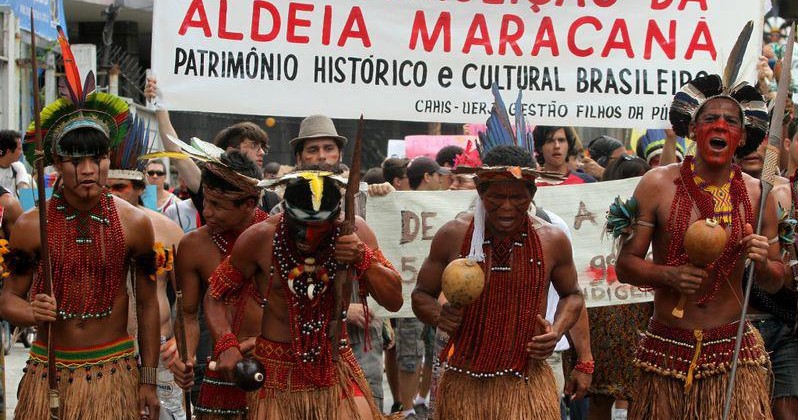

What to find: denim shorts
left=396, top=317, right=425, bottom=372
left=750, top=314, right=798, bottom=399
left=423, top=324, right=435, bottom=367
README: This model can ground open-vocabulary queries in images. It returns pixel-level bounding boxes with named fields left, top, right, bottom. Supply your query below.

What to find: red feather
left=57, top=26, right=82, bottom=104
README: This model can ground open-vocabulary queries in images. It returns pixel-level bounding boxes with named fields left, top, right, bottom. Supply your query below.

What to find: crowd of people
left=0, top=16, right=795, bottom=420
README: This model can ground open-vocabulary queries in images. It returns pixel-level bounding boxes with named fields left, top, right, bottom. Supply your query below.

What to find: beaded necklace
left=665, top=156, right=752, bottom=305
left=441, top=216, right=547, bottom=380
left=33, top=191, right=127, bottom=320
left=691, top=161, right=734, bottom=226
left=209, top=208, right=269, bottom=257
left=272, top=215, right=341, bottom=387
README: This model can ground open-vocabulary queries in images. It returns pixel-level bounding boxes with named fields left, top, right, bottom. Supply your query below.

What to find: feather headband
left=669, top=21, right=768, bottom=159
left=108, top=114, right=153, bottom=182
left=143, top=135, right=261, bottom=200
left=259, top=170, right=347, bottom=212
left=24, top=27, right=129, bottom=166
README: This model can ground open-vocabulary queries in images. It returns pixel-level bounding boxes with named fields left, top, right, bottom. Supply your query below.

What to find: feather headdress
left=108, top=114, right=152, bottom=181
left=262, top=170, right=347, bottom=222
left=456, top=84, right=552, bottom=185
left=475, top=84, right=535, bottom=158
left=143, top=135, right=261, bottom=200
left=669, top=21, right=768, bottom=159
left=24, top=26, right=129, bottom=166
left=454, top=84, right=551, bottom=262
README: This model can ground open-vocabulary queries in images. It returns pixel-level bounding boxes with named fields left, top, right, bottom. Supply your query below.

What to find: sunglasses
left=147, top=170, right=165, bottom=177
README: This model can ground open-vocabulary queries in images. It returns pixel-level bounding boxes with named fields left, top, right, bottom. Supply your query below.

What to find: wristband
left=574, top=360, right=595, bottom=375
left=139, top=366, right=157, bottom=385
left=355, top=244, right=374, bottom=272
left=213, top=333, right=240, bottom=360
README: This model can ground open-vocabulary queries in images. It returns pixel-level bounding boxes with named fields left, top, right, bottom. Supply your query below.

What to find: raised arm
left=145, top=78, right=201, bottom=192
left=659, top=129, right=680, bottom=166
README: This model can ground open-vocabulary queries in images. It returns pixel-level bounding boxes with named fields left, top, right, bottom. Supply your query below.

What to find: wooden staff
left=722, top=21, right=796, bottom=420
left=330, top=115, right=364, bottom=362
left=169, top=245, right=192, bottom=419
left=29, top=12, right=60, bottom=420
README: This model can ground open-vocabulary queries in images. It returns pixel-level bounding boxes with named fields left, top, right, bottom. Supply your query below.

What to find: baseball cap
left=407, top=156, right=451, bottom=180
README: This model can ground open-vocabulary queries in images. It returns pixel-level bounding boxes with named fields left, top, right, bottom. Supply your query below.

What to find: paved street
left=3, top=342, right=28, bottom=419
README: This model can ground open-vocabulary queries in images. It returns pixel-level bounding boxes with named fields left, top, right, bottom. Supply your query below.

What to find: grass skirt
left=435, top=358, right=560, bottom=420
left=248, top=336, right=385, bottom=420
left=629, top=319, right=772, bottom=420
left=15, top=336, right=139, bottom=420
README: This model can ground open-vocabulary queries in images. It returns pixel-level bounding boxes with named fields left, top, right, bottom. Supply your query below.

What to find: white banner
left=152, top=0, right=764, bottom=127
left=365, top=178, right=653, bottom=318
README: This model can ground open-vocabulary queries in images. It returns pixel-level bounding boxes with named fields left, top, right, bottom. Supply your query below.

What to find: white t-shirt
left=541, top=209, right=573, bottom=352
left=0, top=162, right=30, bottom=196
left=164, top=199, right=201, bottom=233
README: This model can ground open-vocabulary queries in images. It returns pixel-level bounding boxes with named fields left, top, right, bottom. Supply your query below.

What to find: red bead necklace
left=441, top=216, right=547, bottom=380
left=210, top=208, right=269, bottom=257
left=665, top=156, right=752, bottom=304
left=272, top=215, right=341, bottom=387
left=33, top=191, right=126, bottom=320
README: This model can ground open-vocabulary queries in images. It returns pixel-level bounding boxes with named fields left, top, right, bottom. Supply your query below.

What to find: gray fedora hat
left=289, top=115, right=348, bottom=149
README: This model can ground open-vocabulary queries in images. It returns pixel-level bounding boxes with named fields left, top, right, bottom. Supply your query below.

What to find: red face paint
left=695, top=119, right=742, bottom=166
left=287, top=217, right=335, bottom=252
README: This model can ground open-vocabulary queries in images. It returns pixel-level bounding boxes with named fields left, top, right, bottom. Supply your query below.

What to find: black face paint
left=284, top=205, right=339, bottom=251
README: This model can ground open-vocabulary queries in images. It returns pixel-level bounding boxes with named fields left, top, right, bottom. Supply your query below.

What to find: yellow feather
left=138, top=151, right=189, bottom=160
left=298, top=172, right=331, bottom=211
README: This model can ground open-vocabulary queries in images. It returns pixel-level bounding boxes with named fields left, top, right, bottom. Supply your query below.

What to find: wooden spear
left=722, top=21, right=796, bottom=420
left=330, top=116, right=364, bottom=362
left=29, top=11, right=60, bottom=420
left=169, top=245, right=192, bottom=419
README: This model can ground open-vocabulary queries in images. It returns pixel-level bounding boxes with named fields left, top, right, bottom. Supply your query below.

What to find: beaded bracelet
left=213, top=333, right=240, bottom=360
left=574, top=360, right=595, bottom=374
left=139, top=366, right=157, bottom=385
left=355, top=244, right=374, bottom=272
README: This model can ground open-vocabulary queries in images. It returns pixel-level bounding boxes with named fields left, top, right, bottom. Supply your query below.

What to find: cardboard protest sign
left=152, top=0, right=765, bottom=127
left=365, top=178, right=653, bottom=318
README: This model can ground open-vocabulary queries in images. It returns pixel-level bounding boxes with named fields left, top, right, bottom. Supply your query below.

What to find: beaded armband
left=139, top=366, right=157, bottom=385
left=208, top=257, right=247, bottom=303
left=355, top=244, right=374, bottom=272
left=134, top=251, right=157, bottom=278
left=150, top=242, right=174, bottom=281
left=574, top=360, right=595, bottom=374
left=3, top=248, right=39, bottom=276
left=373, top=248, right=397, bottom=272
left=213, top=333, right=240, bottom=360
